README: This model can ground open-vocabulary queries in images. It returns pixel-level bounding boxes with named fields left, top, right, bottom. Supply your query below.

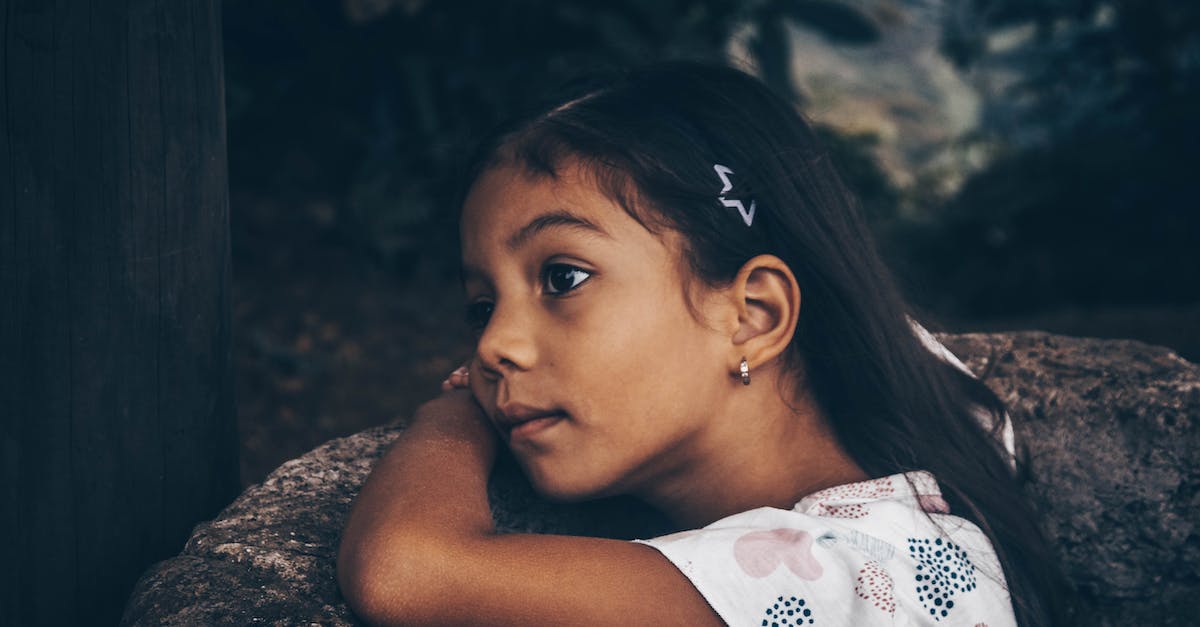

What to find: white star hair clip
left=713, top=164, right=756, bottom=227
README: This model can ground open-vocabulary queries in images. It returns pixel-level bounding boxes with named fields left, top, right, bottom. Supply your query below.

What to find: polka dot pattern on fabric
left=810, top=478, right=895, bottom=519
left=854, top=560, right=896, bottom=615
left=908, top=537, right=978, bottom=621
left=817, top=503, right=868, bottom=519
left=759, top=595, right=815, bottom=626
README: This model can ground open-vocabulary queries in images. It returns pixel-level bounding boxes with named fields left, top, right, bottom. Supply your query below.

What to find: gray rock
left=940, top=332, right=1200, bottom=626
left=122, top=332, right=1200, bottom=626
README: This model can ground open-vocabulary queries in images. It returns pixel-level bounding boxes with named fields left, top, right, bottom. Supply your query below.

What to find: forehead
left=459, top=162, right=715, bottom=320
left=460, top=162, right=665, bottom=255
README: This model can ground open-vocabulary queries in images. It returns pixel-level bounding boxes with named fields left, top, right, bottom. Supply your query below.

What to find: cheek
left=574, top=297, right=690, bottom=373
left=564, top=299, right=720, bottom=422
left=468, top=359, right=498, bottom=416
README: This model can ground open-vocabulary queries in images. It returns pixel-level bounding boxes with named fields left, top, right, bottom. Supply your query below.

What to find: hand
left=429, top=362, right=497, bottom=459
left=440, top=363, right=471, bottom=393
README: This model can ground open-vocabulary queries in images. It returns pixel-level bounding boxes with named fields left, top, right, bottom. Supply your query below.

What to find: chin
left=521, top=464, right=619, bottom=504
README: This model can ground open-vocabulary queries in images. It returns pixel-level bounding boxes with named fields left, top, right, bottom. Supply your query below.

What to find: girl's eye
left=542, top=264, right=591, bottom=295
left=464, top=301, right=494, bottom=331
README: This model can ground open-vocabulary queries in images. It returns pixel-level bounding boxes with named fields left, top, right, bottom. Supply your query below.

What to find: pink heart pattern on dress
left=734, top=528, right=824, bottom=580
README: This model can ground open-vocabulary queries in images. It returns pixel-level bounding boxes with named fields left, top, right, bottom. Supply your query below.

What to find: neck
left=633, top=364, right=868, bottom=529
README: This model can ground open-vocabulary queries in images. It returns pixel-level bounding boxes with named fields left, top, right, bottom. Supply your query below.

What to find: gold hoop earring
left=739, top=357, right=750, bottom=386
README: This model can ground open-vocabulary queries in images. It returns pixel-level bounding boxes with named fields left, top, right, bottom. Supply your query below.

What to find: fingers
left=440, top=365, right=470, bottom=392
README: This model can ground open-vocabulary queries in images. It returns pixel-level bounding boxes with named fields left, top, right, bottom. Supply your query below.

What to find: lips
left=495, top=403, right=567, bottom=437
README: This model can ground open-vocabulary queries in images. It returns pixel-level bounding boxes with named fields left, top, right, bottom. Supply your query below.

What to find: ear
left=728, top=254, right=801, bottom=373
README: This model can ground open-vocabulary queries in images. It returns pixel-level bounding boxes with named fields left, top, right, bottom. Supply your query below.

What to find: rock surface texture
left=122, top=332, right=1199, bottom=626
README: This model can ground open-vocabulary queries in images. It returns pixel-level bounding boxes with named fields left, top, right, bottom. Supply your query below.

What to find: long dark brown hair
left=460, top=61, right=1070, bottom=627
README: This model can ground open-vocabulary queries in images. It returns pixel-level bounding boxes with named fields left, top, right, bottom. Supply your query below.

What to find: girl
left=337, top=62, right=1067, bottom=626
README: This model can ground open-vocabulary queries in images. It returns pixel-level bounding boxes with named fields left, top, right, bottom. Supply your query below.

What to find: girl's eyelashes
left=464, top=301, right=494, bottom=332
left=542, top=263, right=592, bottom=296
left=462, top=263, right=593, bottom=333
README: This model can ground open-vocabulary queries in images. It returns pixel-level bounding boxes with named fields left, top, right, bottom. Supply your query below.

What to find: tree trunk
left=0, top=1, right=238, bottom=625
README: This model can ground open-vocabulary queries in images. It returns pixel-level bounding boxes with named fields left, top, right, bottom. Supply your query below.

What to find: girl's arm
left=335, top=390, right=724, bottom=626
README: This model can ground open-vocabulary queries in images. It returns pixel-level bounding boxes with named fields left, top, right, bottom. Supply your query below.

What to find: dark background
left=224, top=0, right=1200, bottom=486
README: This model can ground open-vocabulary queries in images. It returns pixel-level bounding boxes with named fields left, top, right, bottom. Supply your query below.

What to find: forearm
left=337, top=391, right=500, bottom=622
left=333, top=387, right=726, bottom=626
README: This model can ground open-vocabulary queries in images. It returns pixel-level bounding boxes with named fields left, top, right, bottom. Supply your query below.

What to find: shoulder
left=632, top=472, right=1019, bottom=626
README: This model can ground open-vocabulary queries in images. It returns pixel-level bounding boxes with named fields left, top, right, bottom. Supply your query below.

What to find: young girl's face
left=461, top=161, right=735, bottom=502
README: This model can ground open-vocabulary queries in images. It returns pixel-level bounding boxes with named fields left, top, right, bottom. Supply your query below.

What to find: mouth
left=495, top=404, right=569, bottom=441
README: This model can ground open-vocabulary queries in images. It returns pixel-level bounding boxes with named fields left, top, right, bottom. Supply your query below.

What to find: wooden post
left=0, top=1, right=238, bottom=624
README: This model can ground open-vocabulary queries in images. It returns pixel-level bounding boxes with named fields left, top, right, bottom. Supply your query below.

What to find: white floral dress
left=632, top=470, right=1017, bottom=627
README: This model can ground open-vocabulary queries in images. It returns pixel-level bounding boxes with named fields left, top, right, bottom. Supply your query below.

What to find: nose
left=474, top=300, right=537, bottom=379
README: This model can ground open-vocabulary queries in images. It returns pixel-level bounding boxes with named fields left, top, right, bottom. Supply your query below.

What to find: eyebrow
left=460, top=209, right=611, bottom=287
left=504, top=209, right=611, bottom=252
